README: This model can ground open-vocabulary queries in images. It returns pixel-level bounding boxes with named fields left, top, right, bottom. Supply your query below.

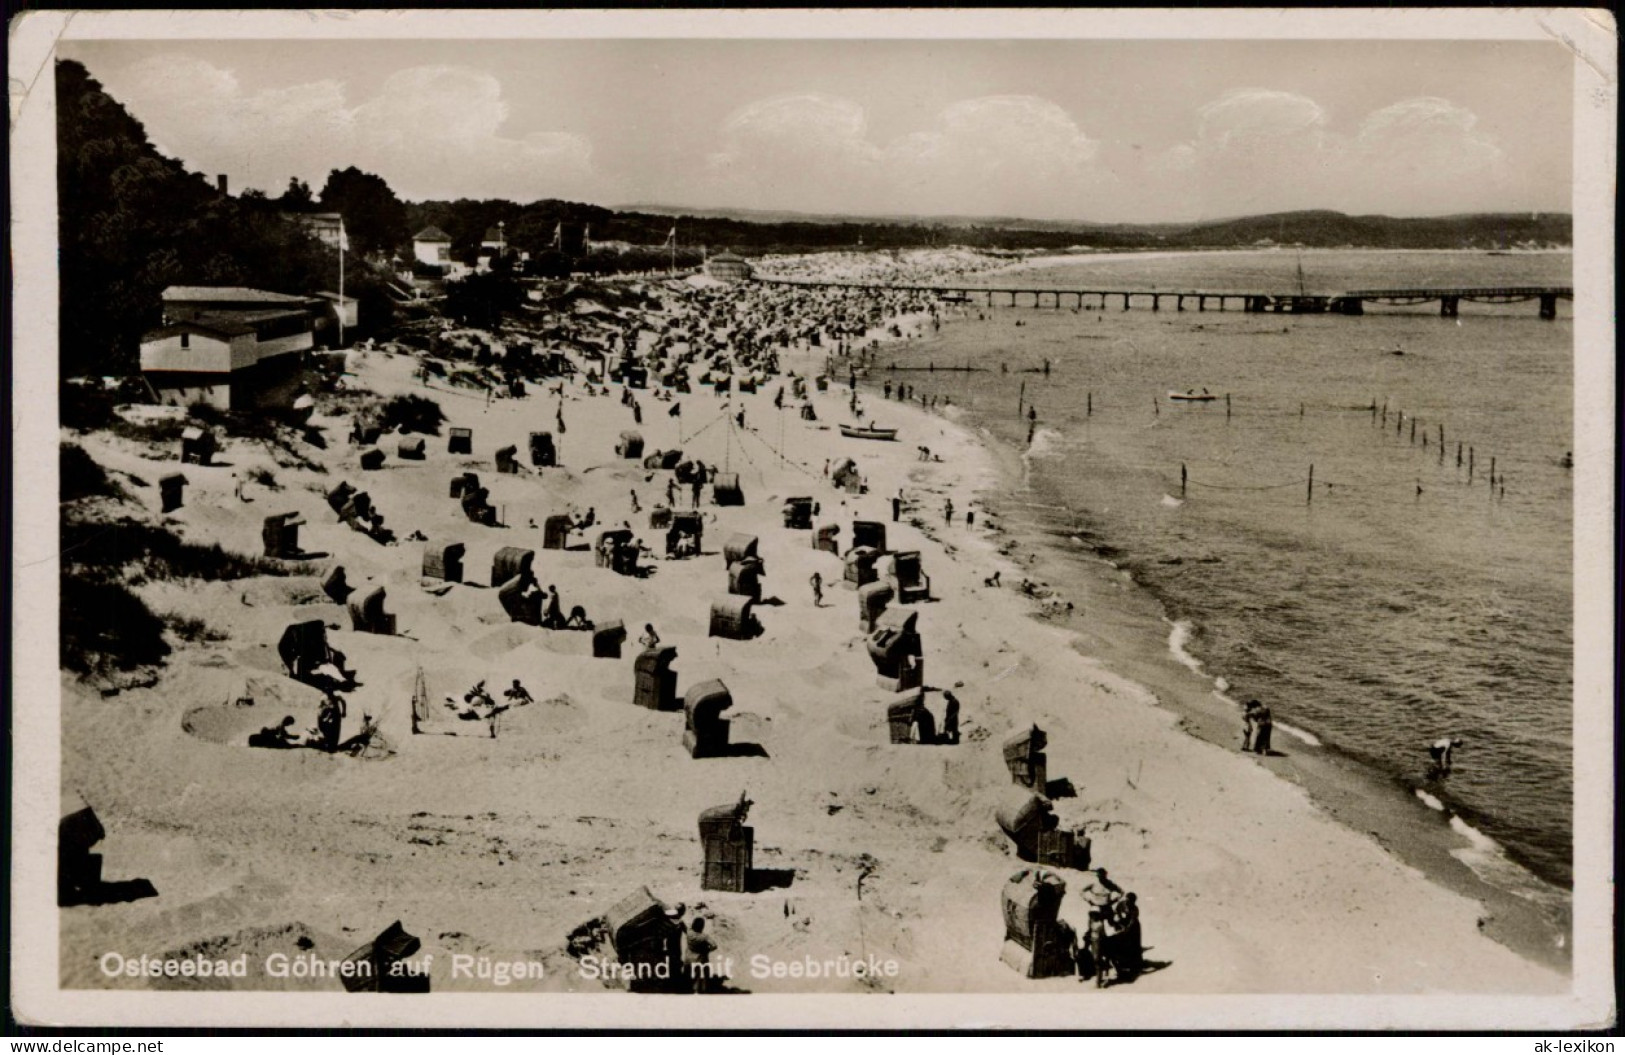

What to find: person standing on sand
left=666, top=478, right=677, bottom=508
left=810, top=571, right=824, bottom=608
left=690, top=476, right=704, bottom=509
left=629, top=489, right=641, bottom=515
left=1084, top=910, right=1109, bottom=987
left=892, top=490, right=903, bottom=522
left=686, top=916, right=719, bottom=994
left=1251, top=703, right=1274, bottom=755
left=1112, top=893, right=1142, bottom=981
left=639, top=624, right=661, bottom=651
left=944, top=498, right=955, bottom=525
left=318, top=692, right=347, bottom=753
left=941, top=690, right=961, bottom=745
left=1241, top=701, right=1260, bottom=752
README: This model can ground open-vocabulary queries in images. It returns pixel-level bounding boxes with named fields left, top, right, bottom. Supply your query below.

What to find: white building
left=413, top=226, right=453, bottom=267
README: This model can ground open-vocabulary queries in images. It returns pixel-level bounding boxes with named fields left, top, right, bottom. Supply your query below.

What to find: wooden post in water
left=1300, top=402, right=1305, bottom=418
left=1018, top=380, right=1025, bottom=418
left=1396, top=410, right=1404, bottom=436
left=1382, top=399, right=1388, bottom=425
left=1489, top=457, right=1496, bottom=491
left=1087, top=391, right=1092, bottom=417
left=1226, top=393, right=1232, bottom=421
left=1456, top=442, right=1463, bottom=467
left=1410, top=418, right=1417, bottom=444
left=1181, top=464, right=1188, bottom=498
left=1154, top=396, right=1160, bottom=417
left=1468, top=446, right=1475, bottom=482
left=1307, top=464, right=1314, bottom=505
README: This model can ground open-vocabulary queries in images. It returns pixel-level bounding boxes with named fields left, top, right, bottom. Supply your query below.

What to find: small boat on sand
left=1167, top=389, right=1217, bottom=402
left=840, top=423, right=899, bottom=441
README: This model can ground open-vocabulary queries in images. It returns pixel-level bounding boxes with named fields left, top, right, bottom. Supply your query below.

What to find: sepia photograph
left=9, top=8, right=1616, bottom=1033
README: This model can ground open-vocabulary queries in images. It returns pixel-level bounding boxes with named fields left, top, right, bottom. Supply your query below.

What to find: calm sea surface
left=873, top=249, right=1574, bottom=889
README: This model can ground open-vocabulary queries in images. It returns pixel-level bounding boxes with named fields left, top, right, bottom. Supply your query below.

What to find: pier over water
left=758, top=278, right=1573, bottom=319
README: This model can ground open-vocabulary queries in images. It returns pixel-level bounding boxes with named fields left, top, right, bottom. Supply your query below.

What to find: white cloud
left=1148, top=89, right=1344, bottom=216
left=97, top=57, right=598, bottom=202
left=92, top=56, right=1524, bottom=221
left=702, top=94, right=881, bottom=213
left=699, top=92, right=1107, bottom=219
left=1147, top=89, right=1510, bottom=219
left=886, top=96, right=1105, bottom=217
left=1347, top=97, right=1507, bottom=212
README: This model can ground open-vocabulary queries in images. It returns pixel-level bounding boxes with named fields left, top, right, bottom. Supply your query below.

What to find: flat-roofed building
left=162, top=285, right=316, bottom=323
left=140, top=309, right=313, bottom=411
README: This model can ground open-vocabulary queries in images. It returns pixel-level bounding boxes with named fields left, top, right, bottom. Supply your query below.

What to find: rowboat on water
left=1167, top=389, right=1217, bottom=402
left=839, top=423, right=899, bottom=441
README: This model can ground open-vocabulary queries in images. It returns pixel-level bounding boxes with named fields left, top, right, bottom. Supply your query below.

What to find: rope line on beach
left=743, top=420, right=825, bottom=482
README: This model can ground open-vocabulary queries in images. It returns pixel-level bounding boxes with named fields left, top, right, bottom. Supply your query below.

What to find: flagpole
left=337, top=217, right=345, bottom=347
left=669, top=224, right=676, bottom=276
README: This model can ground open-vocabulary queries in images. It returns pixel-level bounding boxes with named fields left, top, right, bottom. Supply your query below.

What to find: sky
left=59, top=38, right=1575, bottom=224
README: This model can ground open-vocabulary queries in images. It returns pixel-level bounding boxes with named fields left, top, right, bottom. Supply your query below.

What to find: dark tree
left=443, top=271, right=522, bottom=329
left=55, top=59, right=367, bottom=374
left=277, top=177, right=315, bottom=212
left=318, top=166, right=409, bottom=257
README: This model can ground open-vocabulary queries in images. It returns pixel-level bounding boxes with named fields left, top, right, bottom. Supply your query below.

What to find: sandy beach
left=49, top=264, right=1575, bottom=1004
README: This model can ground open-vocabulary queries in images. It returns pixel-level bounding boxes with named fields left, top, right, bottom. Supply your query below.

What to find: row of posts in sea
left=1164, top=399, right=1524, bottom=506
left=865, top=346, right=1532, bottom=505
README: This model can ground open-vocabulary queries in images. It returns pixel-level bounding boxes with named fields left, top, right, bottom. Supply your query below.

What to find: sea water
left=867, top=250, right=1575, bottom=898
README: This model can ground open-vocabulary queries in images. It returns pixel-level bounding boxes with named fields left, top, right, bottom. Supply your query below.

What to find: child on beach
left=809, top=571, right=823, bottom=607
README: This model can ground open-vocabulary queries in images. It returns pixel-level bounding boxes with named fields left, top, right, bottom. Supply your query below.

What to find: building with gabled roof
left=413, top=226, right=453, bottom=267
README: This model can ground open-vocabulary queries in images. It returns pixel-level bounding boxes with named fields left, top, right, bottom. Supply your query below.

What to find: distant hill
left=613, top=204, right=1571, bottom=251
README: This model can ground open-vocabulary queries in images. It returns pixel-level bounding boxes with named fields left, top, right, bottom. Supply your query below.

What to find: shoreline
left=844, top=295, right=1571, bottom=972
left=55, top=275, right=1568, bottom=999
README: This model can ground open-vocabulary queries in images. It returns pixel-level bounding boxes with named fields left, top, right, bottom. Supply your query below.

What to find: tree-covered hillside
left=55, top=59, right=394, bottom=378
